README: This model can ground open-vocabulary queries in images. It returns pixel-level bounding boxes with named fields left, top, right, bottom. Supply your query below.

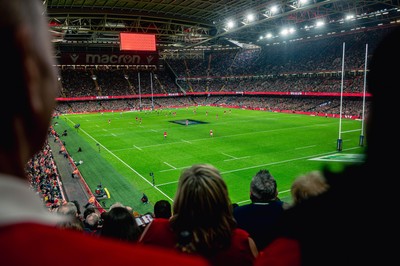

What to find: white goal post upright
left=359, top=44, right=368, bottom=147
left=150, top=72, right=155, bottom=110
left=337, top=42, right=345, bottom=151
left=137, top=72, right=155, bottom=111
left=138, top=72, right=142, bottom=110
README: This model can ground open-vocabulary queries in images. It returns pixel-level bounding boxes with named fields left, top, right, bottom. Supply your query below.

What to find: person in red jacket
left=71, top=167, right=79, bottom=179
left=139, top=164, right=258, bottom=265
left=0, top=2, right=208, bottom=266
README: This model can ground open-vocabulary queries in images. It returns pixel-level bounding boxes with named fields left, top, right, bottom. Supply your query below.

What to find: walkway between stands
left=48, top=135, right=91, bottom=212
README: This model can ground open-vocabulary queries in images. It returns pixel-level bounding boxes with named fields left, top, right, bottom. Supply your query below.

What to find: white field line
left=221, top=152, right=237, bottom=159
left=114, top=120, right=340, bottom=152
left=295, top=145, right=316, bottom=150
left=342, top=129, right=361, bottom=133
left=224, top=156, right=250, bottom=162
left=116, top=121, right=341, bottom=151
left=156, top=146, right=362, bottom=186
left=64, top=116, right=362, bottom=201
left=64, top=117, right=173, bottom=201
left=163, top=162, right=177, bottom=169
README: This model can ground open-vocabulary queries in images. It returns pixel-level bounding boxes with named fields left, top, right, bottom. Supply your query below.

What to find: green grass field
left=53, top=106, right=366, bottom=214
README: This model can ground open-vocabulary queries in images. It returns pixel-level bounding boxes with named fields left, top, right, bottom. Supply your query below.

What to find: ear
left=15, top=26, right=43, bottom=115
left=249, top=192, right=255, bottom=202
left=14, top=26, right=53, bottom=155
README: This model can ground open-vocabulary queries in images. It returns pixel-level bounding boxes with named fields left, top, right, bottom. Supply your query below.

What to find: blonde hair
left=291, top=171, right=329, bottom=205
left=170, top=164, right=236, bottom=255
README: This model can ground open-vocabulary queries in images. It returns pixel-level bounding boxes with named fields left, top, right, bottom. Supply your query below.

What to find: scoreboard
left=119, top=33, right=156, bottom=52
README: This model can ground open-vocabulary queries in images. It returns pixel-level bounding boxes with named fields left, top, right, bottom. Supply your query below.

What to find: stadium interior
left=30, top=0, right=400, bottom=242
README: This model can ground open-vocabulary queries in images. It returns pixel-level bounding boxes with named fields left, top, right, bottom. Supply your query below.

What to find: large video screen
left=119, top=33, right=156, bottom=52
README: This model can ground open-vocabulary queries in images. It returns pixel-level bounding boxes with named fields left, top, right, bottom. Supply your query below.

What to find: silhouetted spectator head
left=100, top=206, right=141, bottom=243
left=0, top=1, right=59, bottom=171
left=154, top=200, right=172, bottom=219
left=366, top=26, right=400, bottom=165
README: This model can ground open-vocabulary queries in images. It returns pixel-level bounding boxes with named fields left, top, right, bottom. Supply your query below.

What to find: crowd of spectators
left=52, top=27, right=389, bottom=120
left=58, top=68, right=368, bottom=96
left=55, top=95, right=368, bottom=119
left=26, top=141, right=64, bottom=210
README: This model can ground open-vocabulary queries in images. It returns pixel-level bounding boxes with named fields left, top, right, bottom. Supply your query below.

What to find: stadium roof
left=46, top=0, right=400, bottom=53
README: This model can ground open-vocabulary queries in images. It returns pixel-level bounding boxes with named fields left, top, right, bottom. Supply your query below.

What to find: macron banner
left=59, top=52, right=159, bottom=66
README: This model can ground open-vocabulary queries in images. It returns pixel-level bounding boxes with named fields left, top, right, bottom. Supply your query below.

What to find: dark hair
left=100, top=206, right=141, bottom=243
left=154, top=200, right=172, bottom=219
left=365, top=26, right=400, bottom=165
left=83, top=206, right=96, bottom=219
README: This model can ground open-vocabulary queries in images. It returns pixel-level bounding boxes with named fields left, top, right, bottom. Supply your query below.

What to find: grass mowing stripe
left=55, top=106, right=365, bottom=212
left=63, top=115, right=174, bottom=203
left=220, top=146, right=361, bottom=175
